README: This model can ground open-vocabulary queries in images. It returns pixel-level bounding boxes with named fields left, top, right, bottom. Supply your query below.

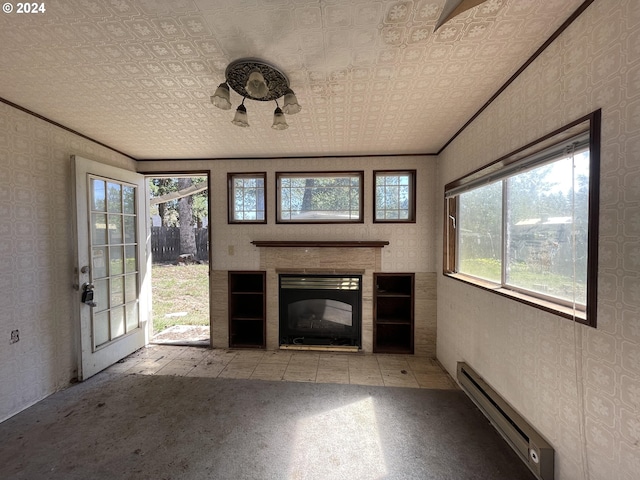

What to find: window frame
left=373, top=170, right=417, bottom=223
left=227, top=172, right=267, bottom=224
left=275, top=171, right=364, bottom=224
left=443, top=110, right=601, bottom=327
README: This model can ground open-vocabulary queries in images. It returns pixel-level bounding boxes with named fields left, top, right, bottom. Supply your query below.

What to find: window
left=374, top=170, right=416, bottom=222
left=444, top=111, right=600, bottom=326
left=228, top=173, right=266, bottom=223
left=276, top=172, right=363, bottom=223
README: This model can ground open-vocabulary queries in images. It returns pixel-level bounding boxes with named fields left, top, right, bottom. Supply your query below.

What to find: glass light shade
left=282, top=88, right=301, bottom=114
left=231, top=104, right=249, bottom=127
left=272, top=107, right=288, bottom=130
left=245, top=71, right=269, bottom=99
left=211, top=82, right=231, bottom=110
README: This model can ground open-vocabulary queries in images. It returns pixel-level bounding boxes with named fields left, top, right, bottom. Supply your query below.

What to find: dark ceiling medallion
left=225, top=59, right=290, bottom=102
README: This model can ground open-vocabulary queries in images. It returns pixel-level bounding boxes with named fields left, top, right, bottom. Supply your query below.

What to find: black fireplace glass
left=279, top=275, right=362, bottom=347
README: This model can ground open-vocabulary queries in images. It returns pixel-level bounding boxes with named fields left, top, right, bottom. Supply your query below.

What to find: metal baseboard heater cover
left=457, top=362, right=554, bottom=480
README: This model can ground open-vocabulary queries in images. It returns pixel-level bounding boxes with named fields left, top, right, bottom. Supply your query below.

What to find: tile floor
left=106, top=345, right=458, bottom=389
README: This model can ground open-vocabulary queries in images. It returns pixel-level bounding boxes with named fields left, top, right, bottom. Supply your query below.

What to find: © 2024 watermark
left=3, top=2, right=46, bottom=14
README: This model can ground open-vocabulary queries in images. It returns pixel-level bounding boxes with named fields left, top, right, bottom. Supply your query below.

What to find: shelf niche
left=373, top=273, right=414, bottom=354
left=228, top=271, right=266, bottom=348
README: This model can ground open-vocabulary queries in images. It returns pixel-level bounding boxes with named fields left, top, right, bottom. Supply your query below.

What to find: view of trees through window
left=374, top=171, right=415, bottom=222
left=458, top=181, right=502, bottom=283
left=229, top=173, right=265, bottom=222
left=458, top=151, right=590, bottom=305
left=277, top=172, right=362, bottom=222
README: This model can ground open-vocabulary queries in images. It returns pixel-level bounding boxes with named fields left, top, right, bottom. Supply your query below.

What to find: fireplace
left=279, top=274, right=362, bottom=347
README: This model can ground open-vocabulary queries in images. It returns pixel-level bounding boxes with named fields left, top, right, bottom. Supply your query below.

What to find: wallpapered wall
left=1, top=2, right=637, bottom=478
left=0, top=118, right=435, bottom=422
left=0, top=104, right=136, bottom=422
left=436, top=1, right=639, bottom=479
left=144, top=156, right=438, bottom=356
left=140, top=155, right=437, bottom=274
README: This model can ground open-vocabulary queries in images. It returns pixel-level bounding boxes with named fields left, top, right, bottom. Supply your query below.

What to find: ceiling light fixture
left=211, top=58, right=301, bottom=130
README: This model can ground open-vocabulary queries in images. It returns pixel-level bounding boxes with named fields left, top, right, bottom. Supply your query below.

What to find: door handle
left=81, top=283, right=97, bottom=308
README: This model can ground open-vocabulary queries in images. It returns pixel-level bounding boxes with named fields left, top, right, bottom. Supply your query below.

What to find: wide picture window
left=444, top=111, right=600, bottom=326
left=276, top=172, right=363, bottom=223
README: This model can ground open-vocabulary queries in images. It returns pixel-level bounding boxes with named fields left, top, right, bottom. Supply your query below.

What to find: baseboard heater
left=457, top=362, right=554, bottom=480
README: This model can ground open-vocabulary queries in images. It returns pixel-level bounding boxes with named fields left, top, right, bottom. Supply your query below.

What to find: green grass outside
left=460, top=258, right=586, bottom=303
left=151, top=263, right=209, bottom=334
left=460, top=257, right=501, bottom=282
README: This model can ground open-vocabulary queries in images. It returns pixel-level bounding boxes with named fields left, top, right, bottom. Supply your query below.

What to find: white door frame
left=72, top=155, right=151, bottom=380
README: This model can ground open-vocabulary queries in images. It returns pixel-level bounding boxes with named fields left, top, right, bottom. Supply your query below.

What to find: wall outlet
left=10, top=329, right=19, bottom=344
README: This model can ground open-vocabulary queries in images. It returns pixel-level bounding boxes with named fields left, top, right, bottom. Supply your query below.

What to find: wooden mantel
left=251, top=240, right=389, bottom=248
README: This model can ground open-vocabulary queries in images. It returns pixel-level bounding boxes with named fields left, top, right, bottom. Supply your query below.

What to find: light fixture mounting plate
left=225, top=58, right=290, bottom=102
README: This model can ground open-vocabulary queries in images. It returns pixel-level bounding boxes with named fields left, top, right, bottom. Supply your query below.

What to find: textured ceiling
left=0, top=0, right=585, bottom=160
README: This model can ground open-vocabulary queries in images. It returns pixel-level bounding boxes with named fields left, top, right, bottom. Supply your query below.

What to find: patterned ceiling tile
left=0, top=0, right=586, bottom=158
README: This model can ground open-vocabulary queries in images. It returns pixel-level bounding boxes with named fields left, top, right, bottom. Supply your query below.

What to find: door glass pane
left=111, top=276, right=124, bottom=306
left=108, top=215, right=123, bottom=244
left=107, top=182, right=122, bottom=213
left=91, top=179, right=106, bottom=212
left=92, top=247, right=108, bottom=278
left=94, top=279, right=108, bottom=312
left=458, top=181, right=502, bottom=283
left=94, top=311, right=110, bottom=347
left=123, top=186, right=135, bottom=214
left=110, top=246, right=124, bottom=275
left=91, top=213, right=107, bottom=245
left=126, top=303, right=139, bottom=332
left=125, top=245, right=137, bottom=273
left=110, top=306, right=125, bottom=339
left=124, top=216, right=136, bottom=243
left=125, top=274, right=137, bottom=303
left=88, top=176, right=140, bottom=350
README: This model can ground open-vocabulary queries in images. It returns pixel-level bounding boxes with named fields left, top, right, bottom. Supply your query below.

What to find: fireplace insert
left=279, top=274, right=362, bottom=347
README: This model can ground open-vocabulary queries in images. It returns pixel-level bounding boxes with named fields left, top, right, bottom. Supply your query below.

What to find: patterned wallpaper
left=0, top=54, right=436, bottom=423
left=437, top=1, right=640, bottom=479
left=0, top=0, right=584, bottom=159
left=0, top=119, right=435, bottom=422
left=0, top=4, right=636, bottom=479
left=0, top=103, right=135, bottom=422
left=140, top=155, right=437, bottom=273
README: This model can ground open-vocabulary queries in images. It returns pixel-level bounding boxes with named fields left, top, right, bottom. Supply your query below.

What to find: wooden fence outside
left=150, top=226, right=209, bottom=263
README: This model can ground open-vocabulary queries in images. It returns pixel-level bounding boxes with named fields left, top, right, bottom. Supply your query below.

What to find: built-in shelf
left=373, top=273, right=414, bottom=354
left=251, top=240, right=389, bottom=248
left=228, top=271, right=266, bottom=349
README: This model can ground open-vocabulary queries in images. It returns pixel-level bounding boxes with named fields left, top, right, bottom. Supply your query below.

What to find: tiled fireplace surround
left=211, top=245, right=436, bottom=356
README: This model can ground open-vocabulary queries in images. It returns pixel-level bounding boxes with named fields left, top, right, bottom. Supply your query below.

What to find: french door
left=73, top=155, right=150, bottom=380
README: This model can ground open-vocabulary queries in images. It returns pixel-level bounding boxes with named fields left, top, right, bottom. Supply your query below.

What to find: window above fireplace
left=276, top=171, right=364, bottom=224
left=228, top=172, right=266, bottom=224
left=374, top=170, right=416, bottom=223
